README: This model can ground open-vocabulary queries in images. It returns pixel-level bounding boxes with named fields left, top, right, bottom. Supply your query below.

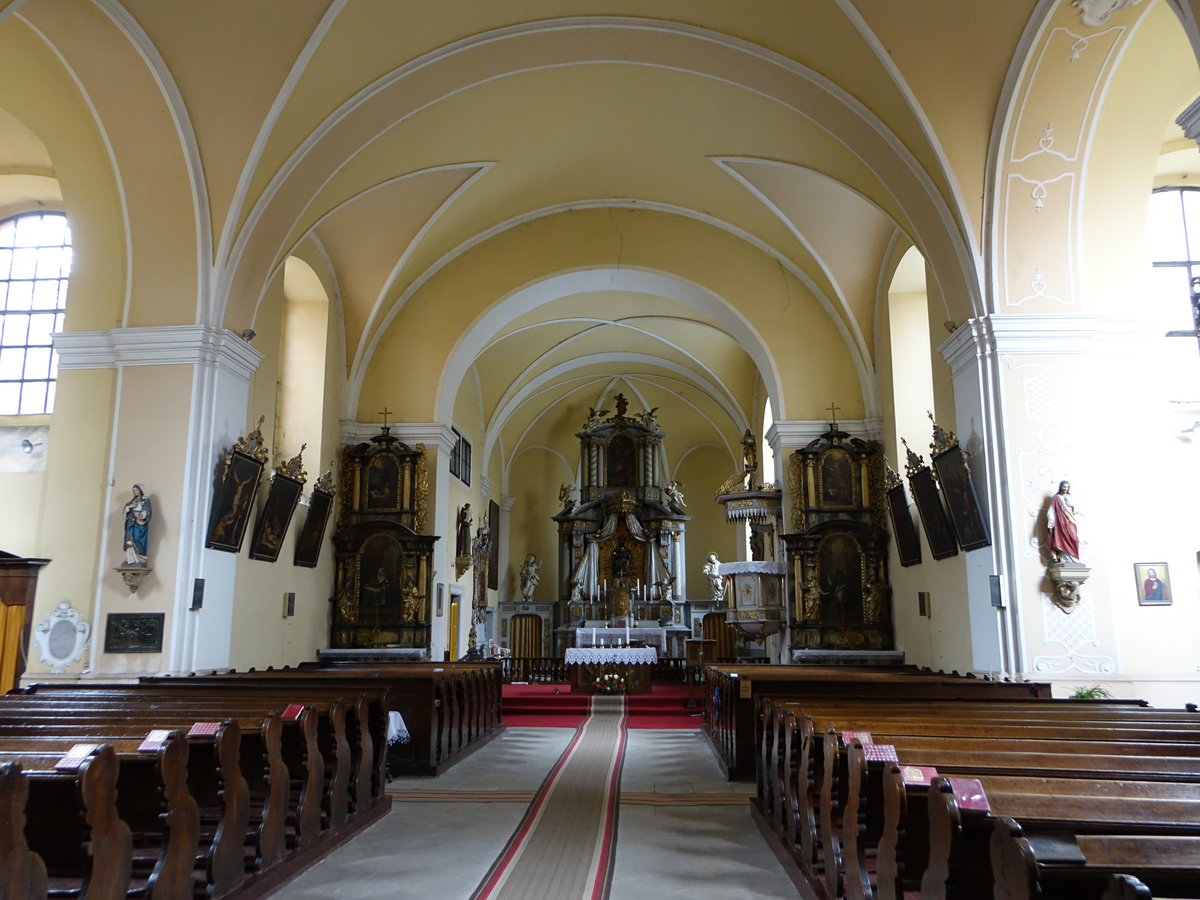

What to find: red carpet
left=502, top=683, right=700, bottom=729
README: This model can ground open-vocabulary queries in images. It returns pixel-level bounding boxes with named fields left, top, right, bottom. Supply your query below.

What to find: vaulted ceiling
left=1, top=0, right=1194, bottom=487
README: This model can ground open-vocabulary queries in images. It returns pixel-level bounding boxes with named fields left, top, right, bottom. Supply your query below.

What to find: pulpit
left=0, top=551, right=50, bottom=692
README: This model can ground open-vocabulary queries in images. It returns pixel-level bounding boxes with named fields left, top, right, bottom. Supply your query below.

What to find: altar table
left=565, top=647, right=657, bottom=694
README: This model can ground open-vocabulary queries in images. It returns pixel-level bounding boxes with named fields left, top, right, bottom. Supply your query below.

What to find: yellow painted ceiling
left=0, top=0, right=1193, bottom=489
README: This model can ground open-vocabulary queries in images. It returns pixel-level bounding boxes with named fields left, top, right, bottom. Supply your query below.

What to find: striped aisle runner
left=470, top=695, right=628, bottom=900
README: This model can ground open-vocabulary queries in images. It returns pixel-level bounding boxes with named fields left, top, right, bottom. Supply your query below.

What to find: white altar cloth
left=576, top=627, right=667, bottom=652
left=564, top=647, right=658, bottom=666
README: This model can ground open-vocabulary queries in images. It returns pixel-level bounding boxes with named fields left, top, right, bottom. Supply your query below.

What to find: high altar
left=540, top=394, right=691, bottom=656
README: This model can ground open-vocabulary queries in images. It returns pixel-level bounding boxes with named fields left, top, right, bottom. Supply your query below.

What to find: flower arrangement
left=593, top=664, right=627, bottom=694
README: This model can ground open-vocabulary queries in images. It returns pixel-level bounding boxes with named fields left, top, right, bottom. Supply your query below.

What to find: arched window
left=0, top=212, right=70, bottom=414
left=1147, top=187, right=1200, bottom=392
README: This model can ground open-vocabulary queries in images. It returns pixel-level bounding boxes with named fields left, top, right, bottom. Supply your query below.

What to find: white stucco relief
left=1006, top=358, right=1074, bottom=562
left=1031, top=593, right=1114, bottom=675
left=1073, top=0, right=1141, bottom=28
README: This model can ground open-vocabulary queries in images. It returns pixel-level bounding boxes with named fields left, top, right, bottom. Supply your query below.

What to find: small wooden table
left=565, top=647, right=656, bottom=694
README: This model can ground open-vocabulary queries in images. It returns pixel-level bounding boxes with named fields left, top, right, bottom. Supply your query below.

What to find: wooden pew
left=135, top=678, right=389, bottom=812
left=758, top=695, right=1200, bottom=900
left=0, top=746, right=130, bottom=900
left=703, top=664, right=1050, bottom=780
left=806, top=700, right=1200, bottom=888
left=992, top=816, right=1200, bottom=900
left=2, top=672, right=405, bottom=899
left=18, top=686, right=384, bottom=820
left=299, top=660, right=504, bottom=773
left=176, top=662, right=505, bottom=776
left=925, top=771, right=1200, bottom=897
left=7, top=690, right=330, bottom=858
left=0, top=730, right=197, bottom=900
left=0, top=713, right=255, bottom=893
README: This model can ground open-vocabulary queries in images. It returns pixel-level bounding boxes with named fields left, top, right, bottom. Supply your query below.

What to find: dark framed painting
left=487, top=499, right=500, bottom=590
left=932, top=446, right=991, bottom=552
left=249, top=472, right=305, bottom=562
left=365, top=452, right=400, bottom=511
left=818, top=447, right=856, bottom=509
left=205, top=449, right=265, bottom=552
left=293, top=487, right=334, bottom=568
left=886, top=483, right=922, bottom=567
left=1134, top=562, right=1171, bottom=606
left=908, top=467, right=958, bottom=560
left=104, top=612, right=165, bottom=653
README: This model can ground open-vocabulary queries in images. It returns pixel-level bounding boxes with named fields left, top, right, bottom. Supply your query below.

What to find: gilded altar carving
left=330, top=425, right=438, bottom=650
left=784, top=423, right=893, bottom=651
left=414, top=443, right=428, bottom=533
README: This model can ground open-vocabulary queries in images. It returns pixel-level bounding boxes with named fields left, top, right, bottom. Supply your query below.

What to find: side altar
left=329, top=425, right=438, bottom=654
left=783, top=421, right=894, bottom=653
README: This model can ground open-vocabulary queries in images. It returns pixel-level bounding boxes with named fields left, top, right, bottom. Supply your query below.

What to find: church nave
left=275, top=722, right=798, bottom=899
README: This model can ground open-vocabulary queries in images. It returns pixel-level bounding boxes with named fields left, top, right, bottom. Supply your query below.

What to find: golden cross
left=826, top=401, right=841, bottom=427
left=379, top=406, right=393, bottom=428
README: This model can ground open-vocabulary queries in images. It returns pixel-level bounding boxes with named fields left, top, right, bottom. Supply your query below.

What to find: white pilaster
left=54, top=326, right=263, bottom=674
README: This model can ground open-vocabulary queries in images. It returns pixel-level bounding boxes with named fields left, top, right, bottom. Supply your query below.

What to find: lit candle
left=592, top=627, right=596, bottom=646
left=625, top=623, right=630, bottom=644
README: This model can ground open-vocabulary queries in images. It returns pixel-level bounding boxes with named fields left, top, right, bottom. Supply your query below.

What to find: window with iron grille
left=449, top=427, right=471, bottom=486
left=0, top=212, right=71, bottom=414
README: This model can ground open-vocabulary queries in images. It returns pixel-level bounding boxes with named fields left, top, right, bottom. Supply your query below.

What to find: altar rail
left=500, top=656, right=689, bottom=684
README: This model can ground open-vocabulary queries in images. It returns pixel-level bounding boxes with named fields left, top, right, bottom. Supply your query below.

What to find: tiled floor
left=271, top=727, right=800, bottom=899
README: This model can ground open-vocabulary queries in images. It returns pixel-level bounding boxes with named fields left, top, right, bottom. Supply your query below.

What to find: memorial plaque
left=104, top=612, right=165, bottom=653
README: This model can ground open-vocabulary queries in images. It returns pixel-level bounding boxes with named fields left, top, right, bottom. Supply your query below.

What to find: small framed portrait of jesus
left=1134, top=563, right=1171, bottom=606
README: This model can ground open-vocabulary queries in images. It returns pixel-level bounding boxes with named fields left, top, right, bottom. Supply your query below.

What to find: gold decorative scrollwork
left=927, top=411, right=959, bottom=458
left=715, top=471, right=746, bottom=498
left=788, top=453, right=805, bottom=531
left=232, top=415, right=270, bottom=465
left=277, top=443, right=307, bottom=482
left=314, top=463, right=335, bottom=495
left=414, top=443, right=428, bottom=533
left=337, top=447, right=355, bottom=529
left=901, top=438, right=927, bottom=480
left=868, top=448, right=888, bottom=529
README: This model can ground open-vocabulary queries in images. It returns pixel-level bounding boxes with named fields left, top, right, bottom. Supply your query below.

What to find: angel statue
left=664, top=481, right=686, bottom=511
left=703, top=552, right=726, bottom=604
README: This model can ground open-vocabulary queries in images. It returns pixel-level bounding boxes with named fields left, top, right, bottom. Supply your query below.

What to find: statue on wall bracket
left=455, top=503, right=472, bottom=579
left=115, top=482, right=153, bottom=593
left=1045, top=479, right=1089, bottom=613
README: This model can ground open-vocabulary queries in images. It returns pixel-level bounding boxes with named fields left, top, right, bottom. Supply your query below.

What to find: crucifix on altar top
left=378, top=405, right=393, bottom=433
left=826, top=400, right=841, bottom=430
